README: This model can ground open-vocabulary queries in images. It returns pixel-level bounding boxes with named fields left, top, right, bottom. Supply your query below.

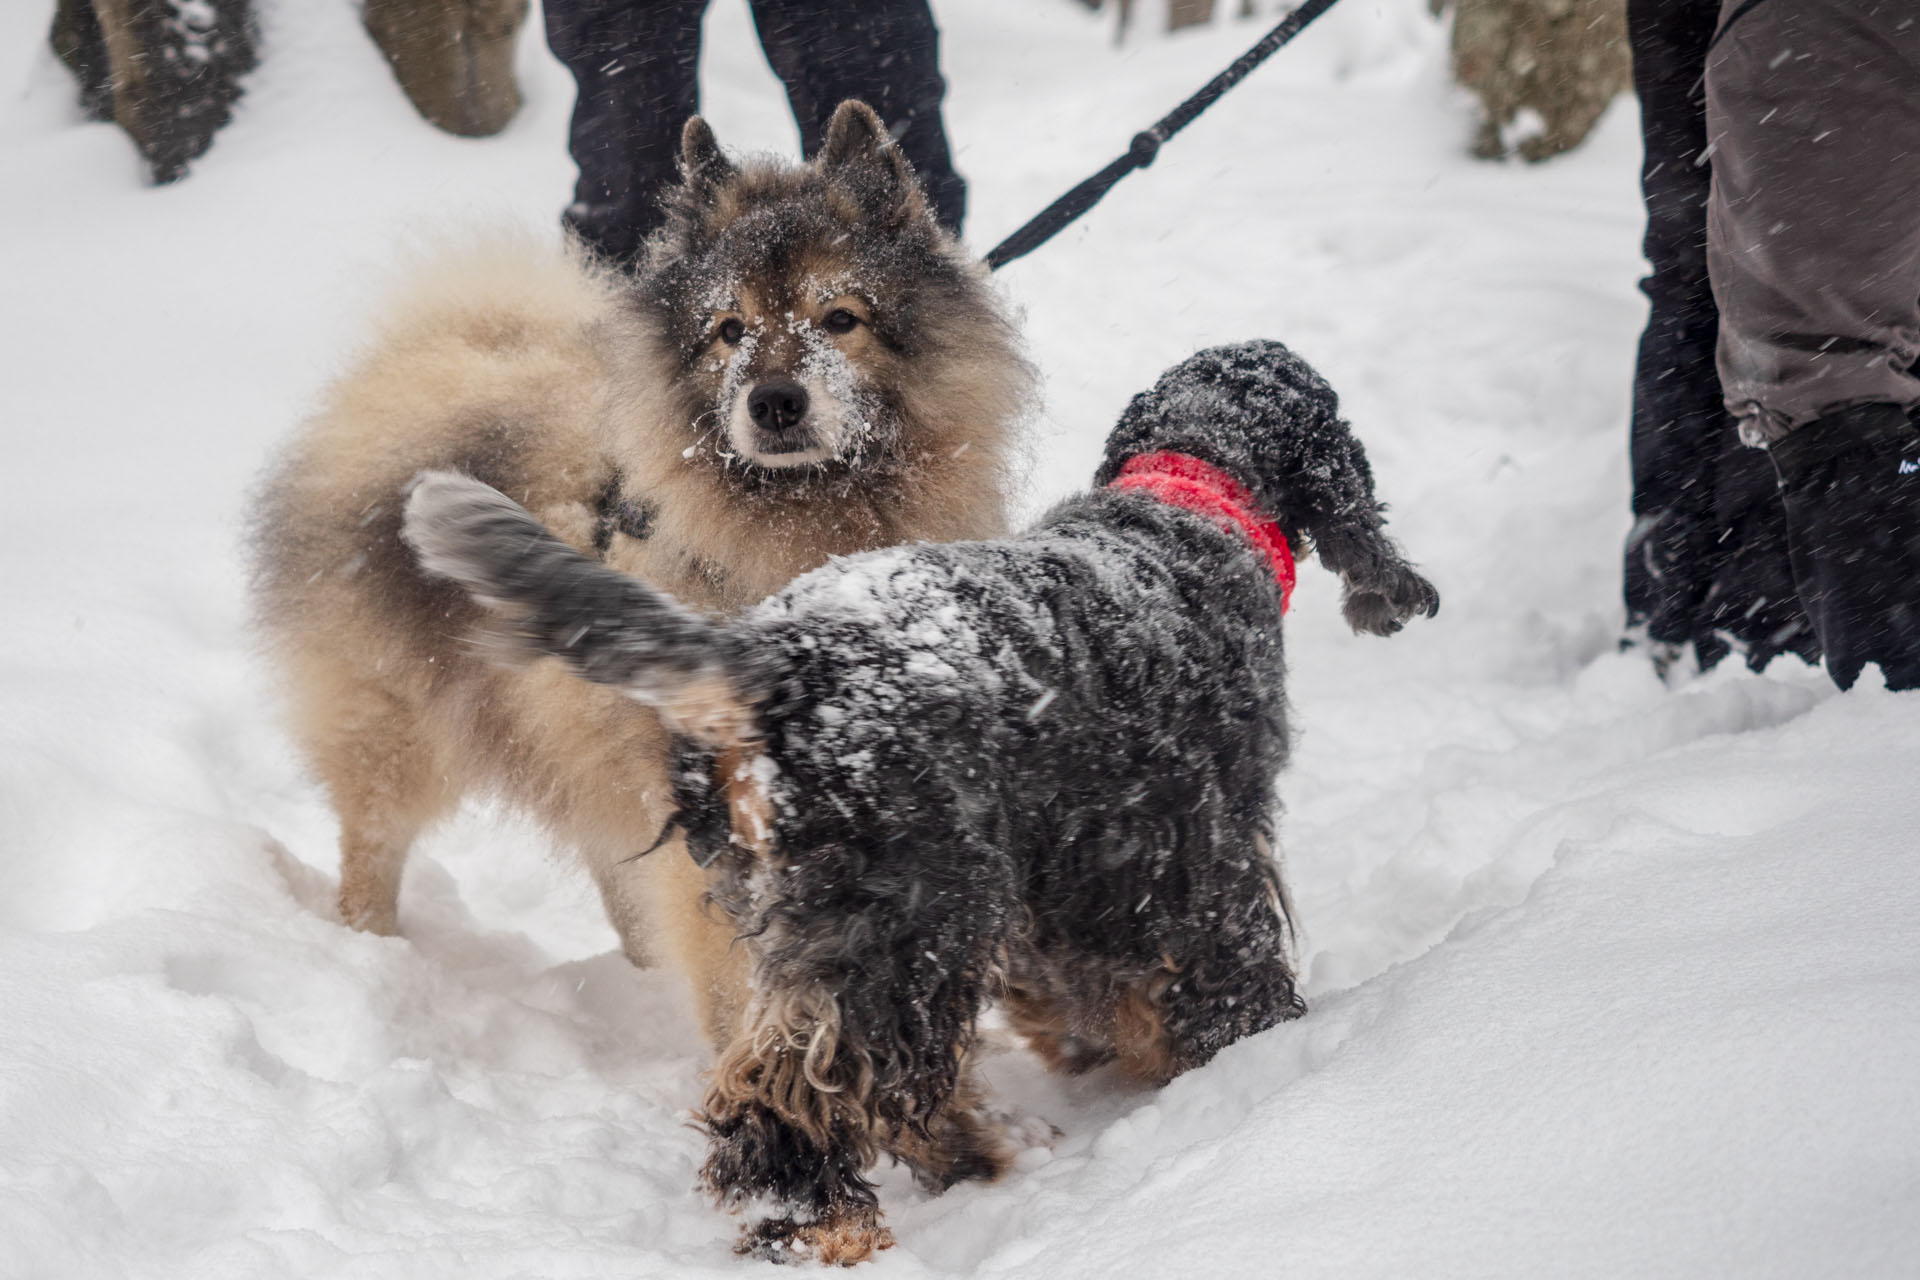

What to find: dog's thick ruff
left=249, top=102, right=1029, bottom=1052
left=404, top=339, right=1438, bottom=1261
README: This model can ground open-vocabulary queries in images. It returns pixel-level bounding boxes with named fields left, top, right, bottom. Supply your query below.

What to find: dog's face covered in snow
left=623, top=102, right=1024, bottom=483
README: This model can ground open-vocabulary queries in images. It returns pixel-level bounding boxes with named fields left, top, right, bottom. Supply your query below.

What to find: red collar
left=1107, top=451, right=1296, bottom=612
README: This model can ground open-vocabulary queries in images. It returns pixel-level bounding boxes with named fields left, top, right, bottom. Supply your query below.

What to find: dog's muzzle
left=728, top=376, right=852, bottom=468
left=746, top=379, right=815, bottom=455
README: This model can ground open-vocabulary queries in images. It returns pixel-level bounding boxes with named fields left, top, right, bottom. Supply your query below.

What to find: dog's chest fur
left=596, top=468, right=978, bottom=615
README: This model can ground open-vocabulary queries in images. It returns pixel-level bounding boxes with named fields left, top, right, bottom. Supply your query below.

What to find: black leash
left=983, top=0, right=1345, bottom=272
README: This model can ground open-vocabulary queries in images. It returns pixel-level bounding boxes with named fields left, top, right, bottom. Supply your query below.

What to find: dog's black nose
left=747, top=380, right=809, bottom=432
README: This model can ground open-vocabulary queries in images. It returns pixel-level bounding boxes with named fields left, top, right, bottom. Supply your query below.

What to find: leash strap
left=984, top=0, right=1345, bottom=272
left=1109, top=451, right=1296, bottom=611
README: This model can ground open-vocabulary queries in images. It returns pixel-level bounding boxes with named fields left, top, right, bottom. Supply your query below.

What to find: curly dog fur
left=402, top=340, right=1439, bottom=1262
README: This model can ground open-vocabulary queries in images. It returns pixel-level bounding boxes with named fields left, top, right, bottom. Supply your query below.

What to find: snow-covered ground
left=3, top=1, right=1916, bottom=1275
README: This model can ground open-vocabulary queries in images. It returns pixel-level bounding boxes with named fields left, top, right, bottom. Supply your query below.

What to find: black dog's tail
left=402, top=470, right=778, bottom=747
left=1097, top=340, right=1441, bottom=636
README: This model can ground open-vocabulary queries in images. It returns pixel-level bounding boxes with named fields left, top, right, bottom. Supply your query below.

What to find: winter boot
left=1627, top=430, right=1819, bottom=676
left=1768, top=402, right=1920, bottom=691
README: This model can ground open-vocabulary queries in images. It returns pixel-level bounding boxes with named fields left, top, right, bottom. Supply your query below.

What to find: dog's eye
left=717, top=318, right=746, bottom=345
left=823, top=308, right=860, bottom=335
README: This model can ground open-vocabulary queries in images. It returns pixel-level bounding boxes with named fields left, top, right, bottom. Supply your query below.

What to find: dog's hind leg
left=1003, top=968, right=1117, bottom=1076
left=699, top=992, right=894, bottom=1264
left=882, top=1054, right=1034, bottom=1193
left=292, top=655, right=457, bottom=935
left=1118, top=934, right=1306, bottom=1084
left=621, top=840, right=751, bottom=1045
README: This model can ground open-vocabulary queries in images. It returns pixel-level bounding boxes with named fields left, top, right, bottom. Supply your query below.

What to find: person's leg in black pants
left=747, top=0, right=967, bottom=234
left=1622, top=0, right=1815, bottom=674
left=544, top=0, right=708, bottom=266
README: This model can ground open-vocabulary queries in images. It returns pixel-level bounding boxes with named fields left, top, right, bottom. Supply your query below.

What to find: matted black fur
left=403, top=339, right=1438, bottom=1260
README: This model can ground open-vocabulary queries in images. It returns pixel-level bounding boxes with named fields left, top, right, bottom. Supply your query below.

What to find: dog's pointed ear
left=818, top=99, right=925, bottom=226
left=820, top=100, right=891, bottom=171
left=679, top=115, right=737, bottom=196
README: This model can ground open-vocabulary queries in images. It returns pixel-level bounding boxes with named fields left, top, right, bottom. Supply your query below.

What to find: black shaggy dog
left=402, top=340, right=1439, bottom=1263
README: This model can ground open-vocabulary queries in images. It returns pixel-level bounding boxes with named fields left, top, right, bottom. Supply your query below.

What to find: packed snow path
left=2, top=2, right=1916, bottom=1276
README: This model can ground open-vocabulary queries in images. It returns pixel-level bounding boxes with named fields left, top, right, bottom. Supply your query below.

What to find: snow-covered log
left=363, top=0, right=528, bottom=138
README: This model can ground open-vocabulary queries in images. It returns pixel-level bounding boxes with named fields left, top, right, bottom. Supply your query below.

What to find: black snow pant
left=543, top=0, right=967, bottom=266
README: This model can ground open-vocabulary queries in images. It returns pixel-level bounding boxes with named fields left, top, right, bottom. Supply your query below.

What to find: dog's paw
left=737, top=1207, right=895, bottom=1267
left=991, top=1105, right=1064, bottom=1155
left=1341, top=562, right=1440, bottom=636
left=337, top=891, right=399, bottom=937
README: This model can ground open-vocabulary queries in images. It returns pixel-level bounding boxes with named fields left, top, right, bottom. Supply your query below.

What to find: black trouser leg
left=1621, top=0, right=1814, bottom=672
left=544, top=0, right=707, bottom=265
left=1624, top=0, right=1721, bottom=658
left=746, top=0, right=966, bottom=234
